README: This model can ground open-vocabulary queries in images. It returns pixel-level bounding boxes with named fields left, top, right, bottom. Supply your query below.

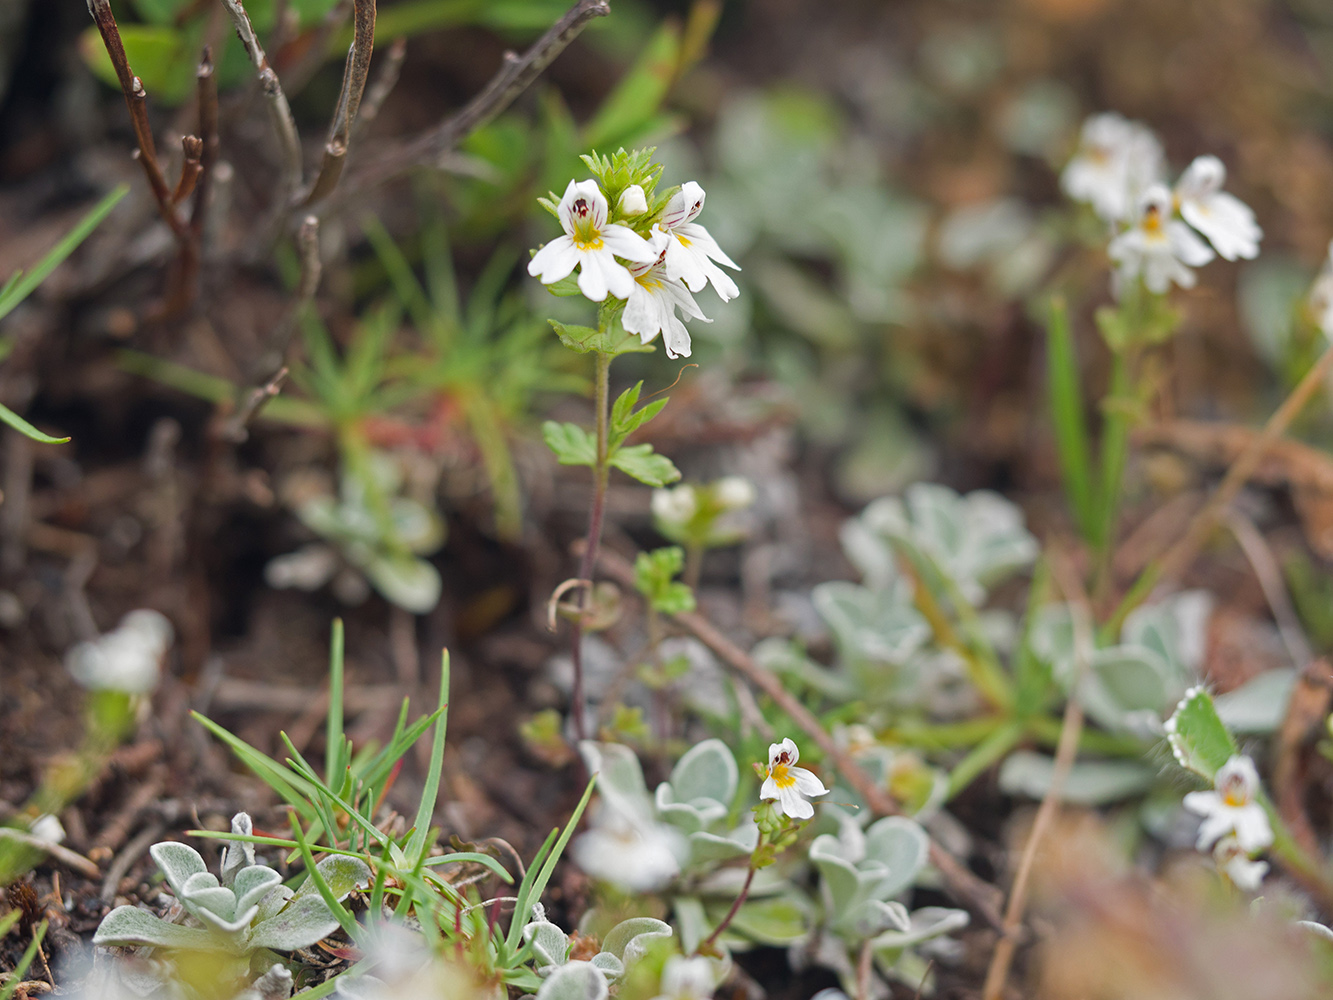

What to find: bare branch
left=170, top=135, right=204, bottom=206
left=86, top=0, right=186, bottom=237
left=342, top=0, right=610, bottom=197
left=353, top=37, right=407, bottom=141
left=190, top=47, right=219, bottom=239
left=303, top=0, right=377, bottom=208
left=220, top=367, right=290, bottom=443
left=218, top=0, right=304, bottom=204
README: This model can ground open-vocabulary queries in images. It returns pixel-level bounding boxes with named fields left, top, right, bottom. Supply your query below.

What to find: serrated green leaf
left=543, top=421, right=596, bottom=467
left=608, top=444, right=679, bottom=487
left=1166, top=686, right=1238, bottom=779
left=610, top=382, right=643, bottom=429
left=549, top=319, right=652, bottom=356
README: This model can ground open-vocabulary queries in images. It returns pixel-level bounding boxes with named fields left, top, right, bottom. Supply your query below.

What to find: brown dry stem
left=304, top=0, right=377, bottom=207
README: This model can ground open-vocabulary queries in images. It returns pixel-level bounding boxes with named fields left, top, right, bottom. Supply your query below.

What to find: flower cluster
left=528, top=151, right=740, bottom=359
left=1062, top=112, right=1261, bottom=294
left=1183, top=754, right=1273, bottom=891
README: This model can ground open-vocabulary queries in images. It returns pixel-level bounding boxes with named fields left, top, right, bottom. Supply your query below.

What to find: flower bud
left=618, top=184, right=648, bottom=217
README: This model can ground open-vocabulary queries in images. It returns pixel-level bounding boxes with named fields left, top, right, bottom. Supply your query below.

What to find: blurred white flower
left=1213, top=834, right=1268, bottom=891
left=651, top=955, right=718, bottom=1000
left=618, top=184, right=648, bottom=217
left=760, top=737, right=828, bottom=820
left=1108, top=184, right=1214, bottom=294
left=659, top=182, right=741, bottom=302
left=1174, top=155, right=1261, bottom=261
left=1308, top=240, right=1333, bottom=339
left=1061, top=112, right=1164, bottom=223
left=1183, top=754, right=1272, bottom=853
left=713, top=476, right=756, bottom=511
left=623, top=232, right=711, bottom=359
left=528, top=179, right=656, bottom=302
left=30, top=813, right=65, bottom=846
left=652, top=484, right=699, bottom=526
left=65, top=609, right=173, bottom=694
left=571, top=802, right=684, bottom=892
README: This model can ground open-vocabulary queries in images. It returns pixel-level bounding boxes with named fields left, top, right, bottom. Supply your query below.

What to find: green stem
left=947, top=719, right=1026, bottom=800
left=569, top=347, right=613, bottom=742
left=1093, top=346, right=1133, bottom=600
left=699, top=861, right=757, bottom=954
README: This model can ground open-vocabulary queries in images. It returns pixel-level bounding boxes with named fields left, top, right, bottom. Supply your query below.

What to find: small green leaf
left=1166, top=686, right=1239, bottom=780
left=549, top=319, right=651, bottom=356
left=543, top=421, right=596, bottom=467
left=608, top=443, right=679, bottom=487
left=0, top=403, right=69, bottom=444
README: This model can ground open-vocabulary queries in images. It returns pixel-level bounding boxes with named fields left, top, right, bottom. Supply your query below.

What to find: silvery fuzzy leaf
left=533, top=961, right=608, bottom=1000
left=810, top=836, right=863, bottom=913
left=184, top=886, right=238, bottom=922
left=838, top=516, right=899, bottom=592
left=577, top=741, right=655, bottom=823
left=220, top=813, right=256, bottom=888
left=1079, top=644, right=1170, bottom=731
left=523, top=918, right=570, bottom=971
left=687, top=826, right=758, bottom=866
left=93, top=905, right=230, bottom=952
left=813, top=582, right=930, bottom=665
left=589, top=952, right=623, bottom=981
left=1214, top=669, right=1297, bottom=734
left=150, top=841, right=208, bottom=900
left=252, top=963, right=294, bottom=1000
left=195, top=901, right=259, bottom=936
left=654, top=784, right=728, bottom=835
left=248, top=895, right=341, bottom=952
left=998, top=751, right=1156, bottom=805
left=840, top=898, right=911, bottom=940
left=871, top=906, right=969, bottom=953
left=292, top=854, right=371, bottom=903
left=361, top=552, right=441, bottom=615
left=233, top=866, right=284, bottom=915
left=862, top=817, right=929, bottom=901
left=599, top=917, right=673, bottom=969
left=255, top=885, right=294, bottom=925
left=668, top=738, right=738, bottom=809
left=1122, top=590, right=1212, bottom=680
left=335, top=975, right=389, bottom=1000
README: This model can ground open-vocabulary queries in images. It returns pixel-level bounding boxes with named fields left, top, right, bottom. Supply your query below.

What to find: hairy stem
left=700, top=861, right=757, bottom=953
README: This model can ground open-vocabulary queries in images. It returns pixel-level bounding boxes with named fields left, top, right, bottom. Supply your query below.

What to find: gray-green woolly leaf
left=838, top=516, right=900, bottom=592
left=589, top=952, right=624, bottom=980
left=843, top=898, right=911, bottom=940
left=219, top=813, right=256, bottom=888
left=252, top=963, right=294, bottom=1000
left=813, top=581, right=931, bottom=665
left=862, top=817, right=929, bottom=900
left=233, top=866, right=284, bottom=914
left=93, top=905, right=231, bottom=951
left=669, top=738, right=738, bottom=807
left=389, top=497, right=445, bottom=554
left=578, top=741, right=654, bottom=821
left=672, top=896, right=710, bottom=955
left=255, top=885, right=294, bottom=925
left=1214, top=669, right=1297, bottom=734
left=361, top=551, right=441, bottom=614
left=533, top=961, right=609, bottom=1000
left=248, top=894, right=341, bottom=952
left=727, top=896, right=809, bottom=945
left=1122, top=591, right=1211, bottom=680
left=687, top=828, right=757, bottom=866
left=1165, top=686, right=1238, bottom=780
left=150, top=841, right=208, bottom=900
left=1077, top=645, right=1169, bottom=733
left=292, top=854, right=371, bottom=903
left=195, top=902, right=259, bottom=935
left=871, top=906, right=970, bottom=954
left=599, top=917, right=673, bottom=968
left=998, top=751, right=1156, bottom=805
left=654, top=785, right=709, bottom=835
left=809, top=835, right=862, bottom=913
left=523, top=918, right=570, bottom=970
left=183, top=883, right=237, bottom=921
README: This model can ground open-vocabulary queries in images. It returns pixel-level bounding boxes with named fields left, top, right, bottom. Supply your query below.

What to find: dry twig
left=592, top=546, right=1006, bottom=929
left=304, top=0, right=377, bottom=206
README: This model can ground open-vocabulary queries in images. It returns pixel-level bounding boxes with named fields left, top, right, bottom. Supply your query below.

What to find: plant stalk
left=700, top=861, right=757, bottom=953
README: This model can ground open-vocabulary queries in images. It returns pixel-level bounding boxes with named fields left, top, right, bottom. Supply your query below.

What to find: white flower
left=65, top=609, right=173, bottom=693
left=760, top=737, right=828, bottom=820
left=30, top=813, right=65, bottom=846
left=528, top=179, right=656, bottom=302
left=1108, top=184, right=1215, bottom=294
left=1183, top=754, right=1272, bottom=853
left=659, top=182, right=741, bottom=302
left=652, top=484, right=699, bottom=526
left=1175, top=155, right=1261, bottom=261
left=570, top=803, right=684, bottom=892
left=1061, top=112, right=1164, bottom=223
left=619, top=184, right=648, bottom=217
left=1212, top=834, right=1268, bottom=891
left=1308, top=240, right=1333, bottom=338
left=651, top=955, right=718, bottom=1000
left=623, top=231, right=712, bottom=359
left=713, top=476, right=756, bottom=511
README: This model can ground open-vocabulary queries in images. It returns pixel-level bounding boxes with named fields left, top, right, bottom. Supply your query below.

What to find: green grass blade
left=1045, top=296, right=1096, bottom=541
left=0, top=920, right=47, bottom=1000
left=0, top=185, right=128, bottom=323
left=327, top=619, right=347, bottom=787
left=288, top=815, right=357, bottom=937
left=0, top=402, right=69, bottom=444
left=407, top=650, right=450, bottom=865
left=504, top=777, right=596, bottom=951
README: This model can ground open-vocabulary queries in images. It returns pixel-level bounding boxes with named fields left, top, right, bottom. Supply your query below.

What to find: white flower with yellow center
left=1175, top=155, right=1261, bottom=261
left=623, top=231, right=711, bottom=359
left=760, top=737, right=828, bottom=820
left=528, top=179, right=656, bottom=302
left=1061, top=112, right=1164, bottom=223
left=659, top=182, right=741, bottom=302
left=1212, top=834, right=1268, bottom=891
left=1108, top=184, right=1214, bottom=294
left=1183, top=754, right=1272, bottom=853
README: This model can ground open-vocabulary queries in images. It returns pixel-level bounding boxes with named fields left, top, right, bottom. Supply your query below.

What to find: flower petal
left=528, top=236, right=579, bottom=284
left=577, top=251, right=611, bottom=302
left=777, top=783, right=813, bottom=820
left=602, top=224, right=657, bottom=263
left=676, top=222, right=740, bottom=271
left=791, top=766, right=828, bottom=798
